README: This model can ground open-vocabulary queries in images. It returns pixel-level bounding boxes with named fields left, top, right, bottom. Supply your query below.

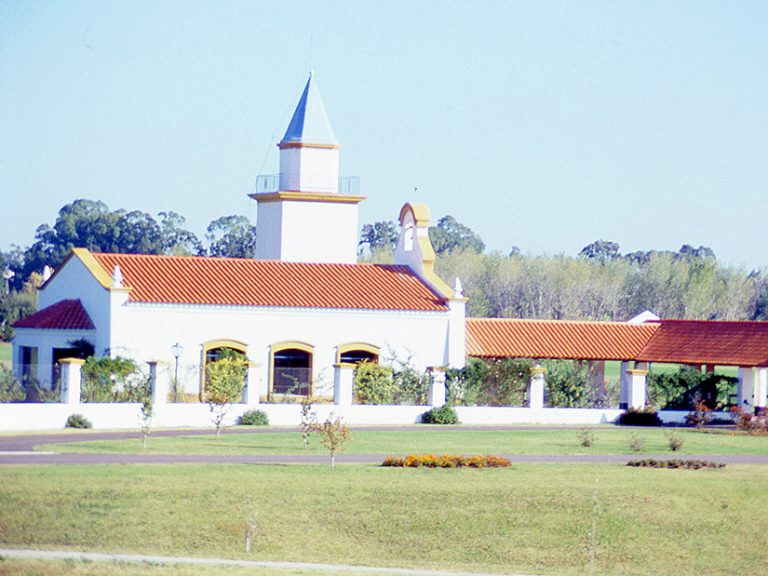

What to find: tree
left=159, top=211, right=203, bottom=256
left=311, top=414, right=351, bottom=468
left=204, top=354, right=247, bottom=436
left=428, top=215, right=484, bottom=255
left=579, top=240, right=620, bottom=262
left=359, top=221, right=398, bottom=252
left=205, top=215, right=258, bottom=258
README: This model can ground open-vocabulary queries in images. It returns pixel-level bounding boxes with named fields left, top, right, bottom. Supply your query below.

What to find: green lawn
left=37, top=427, right=768, bottom=456
left=0, top=342, right=10, bottom=365
left=0, top=463, right=765, bottom=576
left=0, top=558, right=389, bottom=576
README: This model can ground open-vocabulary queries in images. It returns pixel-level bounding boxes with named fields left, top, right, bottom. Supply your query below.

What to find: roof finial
left=453, top=277, right=464, bottom=299
left=112, top=265, right=123, bottom=288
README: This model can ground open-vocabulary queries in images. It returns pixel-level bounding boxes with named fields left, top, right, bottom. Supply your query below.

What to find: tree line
left=2, top=199, right=767, bottom=340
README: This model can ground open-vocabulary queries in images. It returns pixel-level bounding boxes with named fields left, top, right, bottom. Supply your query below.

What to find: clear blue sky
left=1, top=1, right=767, bottom=268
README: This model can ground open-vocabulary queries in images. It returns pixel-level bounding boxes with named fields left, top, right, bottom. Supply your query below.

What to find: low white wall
left=0, top=403, right=733, bottom=432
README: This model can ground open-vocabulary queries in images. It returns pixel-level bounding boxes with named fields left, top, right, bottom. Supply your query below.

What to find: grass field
left=0, top=342, right=10, bottom=365
left=1, top=463, right=766, bottom=576
left=37, top=427, right=768, bottom=456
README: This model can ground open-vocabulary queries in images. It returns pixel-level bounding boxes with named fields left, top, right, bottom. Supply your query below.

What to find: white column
left=626, top=362, right=648, bottom=409
left=529, top=364, right=546, bottom=410
left=244, top=362, right=261, bottom=407
left=334, top=364, right=355, bottom=407
left=755, top=368, right=767, bottom=409
left=738, top=367, right=755, bottom=410
left=428, top=368, right=447, bottom=407
left=619, top=361, right=632, bottom=409
left=147, top=361, right=169, bottom=406
left=59, top=358, right=84, bottom=407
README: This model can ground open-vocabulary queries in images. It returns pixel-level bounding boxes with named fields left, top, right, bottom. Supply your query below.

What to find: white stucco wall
left=279, top=146, right=339, bottom=193
left=109, top=302, right=452, bottom=399
left=255, top=202, right=283, bottom=261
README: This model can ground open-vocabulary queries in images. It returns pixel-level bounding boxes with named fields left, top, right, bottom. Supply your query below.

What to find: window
left=200, top=340, right=248, bottom=401
left=271, top=343, right=313, bottom=397
left=20, top=346, right=38, bottom=385
left=337, top=343, right=380, bottom=365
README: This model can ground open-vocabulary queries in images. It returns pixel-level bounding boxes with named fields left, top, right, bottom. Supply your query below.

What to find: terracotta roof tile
left=637, top=319, right=768, bottom=367
left=466, top=318, right=658, bottom=361
left=90, top=253, right=448, bottom=312
left=13, top=299, right=95, bottom=330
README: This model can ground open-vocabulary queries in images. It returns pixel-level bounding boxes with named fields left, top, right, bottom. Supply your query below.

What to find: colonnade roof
left=466, top=317, right=768, bottom=367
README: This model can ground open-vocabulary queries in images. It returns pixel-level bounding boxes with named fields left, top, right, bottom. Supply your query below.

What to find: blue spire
left=280, top=72, right=337, bottom=146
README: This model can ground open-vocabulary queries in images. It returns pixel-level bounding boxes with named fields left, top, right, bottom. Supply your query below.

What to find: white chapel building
left=11, top=74, right=467, bottom=403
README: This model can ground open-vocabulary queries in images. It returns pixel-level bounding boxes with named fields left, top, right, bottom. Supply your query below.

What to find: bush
left=685, top=398, right=712, bottom=429
left=447, top=357, right=530, bottom=406
left=730, top=406, right=768, bottom=433
left=618, top=407, right=662, bottom=427
left=353, top=362, right=394, bottom=404
left=382, top=453, right=511, bottom=468
left=665, top=429, right=685, bottom=451
left=238, top=409, right=269, bottom=426
left=0, top=365, right=25, bottom=403
left=81, top=356, right=146, bottom=403
left=542, top=360, right=595, bottom=408
left=647, top=367, right=736, bottom=410
left=421, top=404, right=459, bottom=424
left=627, top=459, right=725, bottom=470
left=577, top=427, right=595, bottom=448
left=628, top=432, right=646, bottom=452
left=65, top=413, right=92, bottom=429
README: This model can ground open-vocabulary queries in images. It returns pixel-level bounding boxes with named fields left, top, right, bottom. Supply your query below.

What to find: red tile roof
left=13, top=299, right=95, bottom=330
left=636, top=319, right=768, bottom=367
left=90, top=253, right=448, bottom=312
left=466, top=318, right=659, bottom=361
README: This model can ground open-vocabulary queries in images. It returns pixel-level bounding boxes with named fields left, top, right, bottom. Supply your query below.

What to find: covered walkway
left=466, top=317, right=768, bottom=410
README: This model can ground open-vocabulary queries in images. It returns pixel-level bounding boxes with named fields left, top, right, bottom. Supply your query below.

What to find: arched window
left=270, top=342, right=313, bottom=398
left=200, top=339, right=248, bottom=401
left=337, top=343, right=380, bottom=365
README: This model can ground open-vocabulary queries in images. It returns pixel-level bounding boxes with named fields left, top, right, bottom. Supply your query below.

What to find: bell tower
left=250, top=73, right=364, bottom=264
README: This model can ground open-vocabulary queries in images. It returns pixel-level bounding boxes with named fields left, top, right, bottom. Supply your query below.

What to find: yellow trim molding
left=399, top=202, right=432, bottom=227
left=249, top=191, right=365, bottom=204
left=269, top=341, right=315, bottom=400
left=278, top=141, right=340, bottom=150
left=336, top=342, right=381, bottom=364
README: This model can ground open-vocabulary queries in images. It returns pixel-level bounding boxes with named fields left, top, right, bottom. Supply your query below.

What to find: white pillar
left=529, top=364, right=546, bottom=410
left=626, top=362, right=648, bottom=409
left=147, top=361, right=169, bottom=406
left=334, top=363, right=354, bottom=406
left=755, top=368, right=767, bottom=410
left=428, top=368, right=447, bottom=407
left=59, top=358, right=84, bottom=407
left=244, top=362, right=261, bottom=407
left=738, top=367, right=755, bottom=410
left=619, top=361, right=632, bottom=409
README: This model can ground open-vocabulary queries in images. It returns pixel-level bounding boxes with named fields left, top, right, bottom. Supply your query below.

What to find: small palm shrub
left=65, top=413, right=92, bottom=429
left=628, top=432, right=646, bottom=452
left=421, top=404, right=459, bottom=424
left=577, top=427, right=595, bottom=447
left=665, top=429, right=685, bottom=451
left=238, top=409, right=269, bottom=426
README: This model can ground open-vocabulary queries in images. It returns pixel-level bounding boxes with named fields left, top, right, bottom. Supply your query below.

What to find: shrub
left=205, top=355, right=247, bottom=436
left=730, top=406, right=768, bottom=433
left=542, top=360, right=594, bottom=408
left=628, top=432, right=646, bottom=452
left=421, top=404, right=459, bottom=424
left=627, top=459, right=725, bottom=470
left=647, top=367, right=736, bottom=410
left=618, top=407, right=662, bottom=427
left=382, top=453, right=511, bottom=468
left=65, top=413, right=92, bottom=429
left=238, top=409, right=269, bottom=426
left=0, top=365, right=25, bottom=403
left=685, top=398, right=712, bottom=429
left=353, top=362, right=394, bottom=404
left=447, top=357, right=530, bottom=407
left=577, top=427, right=595, bottom=448
left=665, top=429, right=685, bottom=451
left=81, top=356, right=145, bottom=403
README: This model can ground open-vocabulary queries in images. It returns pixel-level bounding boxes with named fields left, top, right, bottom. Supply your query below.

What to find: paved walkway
left=0, top=548, right=536, bottom=576
left=2, top=426, right=767, bottom=466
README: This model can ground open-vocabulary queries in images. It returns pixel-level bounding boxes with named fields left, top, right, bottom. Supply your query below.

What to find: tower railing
left=254, top=174, right=360, bottom=195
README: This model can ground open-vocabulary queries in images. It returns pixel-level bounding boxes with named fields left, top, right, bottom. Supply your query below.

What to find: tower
left=250, top=73, right=364, bottom=264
